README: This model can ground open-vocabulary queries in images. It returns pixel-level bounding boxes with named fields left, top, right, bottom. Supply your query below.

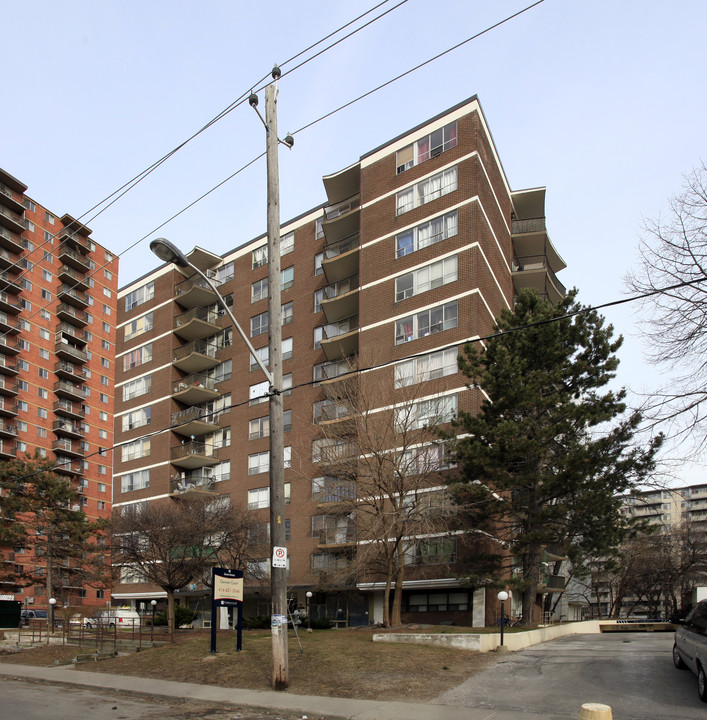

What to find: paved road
left=434, top=632, right=703, bottom=719
left=0, top=677, right=313, bottom=720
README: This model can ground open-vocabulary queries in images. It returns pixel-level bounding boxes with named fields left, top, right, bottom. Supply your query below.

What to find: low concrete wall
left=372, top=619, right=608, bottom=653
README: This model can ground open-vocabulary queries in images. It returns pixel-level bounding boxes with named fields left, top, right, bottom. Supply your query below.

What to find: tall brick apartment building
left=0, top=168, right=118, bottom=611
left=113, top=96, right=566, bottom=626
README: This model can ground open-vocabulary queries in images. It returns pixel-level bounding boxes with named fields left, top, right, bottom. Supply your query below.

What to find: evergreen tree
left=449, top=289, right=661, bottom=625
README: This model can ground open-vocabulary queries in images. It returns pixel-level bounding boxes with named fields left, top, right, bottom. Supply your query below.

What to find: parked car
left=673, top=599, right=707, bottom=701
left=20, top=609, right=48, bottom=626
left=83, top=608, right=141, bottom=629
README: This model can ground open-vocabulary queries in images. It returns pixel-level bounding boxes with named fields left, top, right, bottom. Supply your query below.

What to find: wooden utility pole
left=265, top=80, right=288, bottom=690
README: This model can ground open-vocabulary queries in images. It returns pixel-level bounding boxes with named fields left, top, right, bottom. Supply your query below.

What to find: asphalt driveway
left=434, top=631, right=703, bottom=719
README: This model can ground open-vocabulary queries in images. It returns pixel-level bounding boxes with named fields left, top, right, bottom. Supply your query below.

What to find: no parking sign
left=272, top=546, right=288, bottom=568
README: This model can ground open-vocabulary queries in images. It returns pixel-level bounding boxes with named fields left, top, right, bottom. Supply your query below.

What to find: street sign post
left=210, top=567, right=244, bottom=653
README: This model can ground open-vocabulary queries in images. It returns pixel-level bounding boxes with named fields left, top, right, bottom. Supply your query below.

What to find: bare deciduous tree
left=310, top=363, right=459, bottom=627
left=627, top=161, right=707, bottom=452
left=112, top=495, right=255, bottom=633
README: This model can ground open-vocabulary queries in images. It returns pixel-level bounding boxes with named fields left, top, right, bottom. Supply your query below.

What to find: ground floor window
left=402, top=591, right=469, bottom=612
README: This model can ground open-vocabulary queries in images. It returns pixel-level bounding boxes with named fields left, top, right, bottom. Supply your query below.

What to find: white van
left=84, top=608, right=141, bottom=629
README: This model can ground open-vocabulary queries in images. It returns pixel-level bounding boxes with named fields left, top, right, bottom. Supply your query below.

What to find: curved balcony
left=169, top=470, right=217, bottom=496
left=0, top=439, right=15, bottom=460
left=512, top=254, right=566, bottom=305
left=321, top=274, right=359, bottom=323
left=0, top=419, right=16, bottom=438
left=52, top=438, right=84, bottom=458
left=0, top=377, right=17, bottom=396
left=53, top=419, right=84, bottom=439
left=55, top=340, right=88, bottom=364
left=57, top=263, right=90, bottom=290
left=58, top=225, right=91, bottom=253
left=171, top=406, right=221, bottom=437
left=57, top=284, right=89, bottom=309
left=0, top=204, right=25, bottom=235
left=0, top=357, right=19, bottom=375
left=0, top=270, right=21, bottom=294
left=54, top=380, right=86, bottom=402
left=54, top=458, right=83, bottom=476
left=54, top=399, right=84, bottom=421
left=58, top=245, right=91, bottom=273
left=0, top=398, right=17, bottom=417
left=0, top=227, right=23, bottom=254
left=175, top=275, right=221, bottom=310
left=172, top=373, right=220, bottom=406
left=56, top=304, right=89, bottom=327
left=170, top=441, right=221, bottom=470
left=172, top=339, right=220, bottom=374
left=174, top=306, right=221, bottom=341
left=0, top=248, right=19, bottom=271
left=0, top=292, right=20, bottom=314
left=322, top=162, right=360, bottom=206
left=0, top=313, right=19, bottom=336
left=320, top=315, right=359, bottom=362
left=321, top=234, right=360, bottom=284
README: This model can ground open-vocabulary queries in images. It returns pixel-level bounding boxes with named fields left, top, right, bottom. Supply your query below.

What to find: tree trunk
left=390, top=558, right=405, bottom=626
left=521, top=548, right=540, bottom=626
left=167, top=589, right=175, bottom=638
left=382, top=552, right=394, bottom=627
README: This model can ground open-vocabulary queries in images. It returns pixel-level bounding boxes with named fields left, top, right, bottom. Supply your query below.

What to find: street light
left=305, top=591, right=313, bottom=633
left=497, top=591, right=509, bottom=647
left=151, top=599, right=157, bottom=641
left=48, top=597, right=56, bottom=634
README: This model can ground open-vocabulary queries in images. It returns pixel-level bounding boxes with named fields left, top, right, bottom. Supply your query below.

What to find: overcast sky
left=5, top=0, right=706, bottom=484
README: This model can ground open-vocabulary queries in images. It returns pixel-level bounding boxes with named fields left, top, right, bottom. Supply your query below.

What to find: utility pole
left=265, top=77, right=287, bottom=691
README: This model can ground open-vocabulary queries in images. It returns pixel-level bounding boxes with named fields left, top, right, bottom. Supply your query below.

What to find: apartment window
left=395, top=348, right=457, bottom=387
left=214, top=261, right=234, bottom=284
left=281, top=266, right=294, bottom=290
left=23, top=199, right=36, bottom=211
left=24, top=220, right=35, bottom=232
left=251, top=311, right=268, bottom=337
left=40, top=289, right=51, bottom=302
left=38, top=389, right=48, bottom=400
left=396, top=256, right=457, bottom=301
left=37, top=427, right=47, bottom=438
left=248, top=447, right=291, bottom=475
left=396, top=121, right=458, bottom=173
left=102, top=340, right=110, bottom=350
left=125, top=282, right=155, bottom=311
left=97, top=501, right=106, bottom=511
left=120, top=470, right=150, bottom=493
left=103, top=304, right=111, bottom=315
left=397, top=394, right=457, bottom=431
left=39, top=328, right=50, bottom=341
left=101, top=357, right=110, bottom=368
left=42, top=270, right=52, bottom=281
left=18, top=360, right=29, bottom=371
left=249, top=410, right=292, bottom=440
left=314, top=289, right=324, bottom=313
left=20, top=299, right=31, bottom=310
left=100, top=393, right=108, bottom=403
left=100, top=411, right=108, bottom=421
left=41, top=309, right=50, bottom=320
left=17, top=421, right=27, bottom=432
left=312, top=476, right=356, bottom=502
left=282, top=336, right=293, bottom=361
left=99, top=429, right=108, bottom=439
left=103, top=287, right=112, bottom=297
left=210, top=359, right=232, bottom=384
left=248, top=482, right=291, bottom=509
left=45, top=211, right=55, bottom=224
left=100, top=375, right=109, bottom=386
left=252, top=246, right=268, bottom=269
left=396, top=210, right=458, bottom=258
left=38, top=368, right=49, bottom=379
left=408, top=537, right=457, bottom=565
left=395, top=301, right=458, bottom=345
left=98, top=465, right=107, bottom=475
left=19, top=339, right=30, bottom=351
left=281, top=231, right=294, bottom=255
left=122, top=407, right=151, bottom=433
left=124, top=312, right=153, bottom=340
left=38, top=408, right=47, bottom=419
left=102, top=321, right=111, bottom=332
left=98, top=483, right=106, bottom=493
left=282, top=301, right=293, bottom=325
left=313, top=359, right=350, bottom=384
left=252, top=278, right=268, bottom=303
left=314, top=252, right=324, bottom=275
left=18, top=401, right=28, bottom=412
left=104, top=269, right=112, bottom=280
left=43, top=246, right=53, bottom=258
left=396, top=167, right=458, bottom=215
left=250, top=345, right=269, bottom=372
left=122, top=375, right=152, bottom=401
left=121, top=437, right=150, bottom=462
left=314, top=326, right=323, bottom=349
left=123, top=343, right=153, bottom=371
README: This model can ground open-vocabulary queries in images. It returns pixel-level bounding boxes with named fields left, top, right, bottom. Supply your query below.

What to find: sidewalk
left=0, top=661, right=550, bottom=720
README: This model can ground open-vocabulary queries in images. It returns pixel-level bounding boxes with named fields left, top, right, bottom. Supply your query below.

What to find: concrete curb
left=0, top=661, right=539, bottom=720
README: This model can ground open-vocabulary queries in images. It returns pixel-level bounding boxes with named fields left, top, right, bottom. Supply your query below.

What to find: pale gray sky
left=5, top=0, right=706, bottom=483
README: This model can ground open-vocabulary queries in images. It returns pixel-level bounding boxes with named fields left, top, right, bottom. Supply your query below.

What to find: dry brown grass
left=1, top=626, right=500, bottom=701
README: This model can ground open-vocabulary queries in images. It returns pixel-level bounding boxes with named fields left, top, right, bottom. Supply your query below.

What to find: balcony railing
left=323, top=315, right=359, bottom=340
left=512, top=254, right=567, bottom=297
left=175, top=306, right=219, bottom=328
left=324, top=234, right=360, bottom=260
left=172, top=339, right=219, bottom=362
left=172, top=373, right=217, bottom=394
left=324, top=274, right=359, bottom=300
left=170, top=441, right=220, bottom=462
left=511, top=216, right=546, bottom=235
left=325, top=194, right=360, bottom=220
left=171, top=406, right=220, bottom=427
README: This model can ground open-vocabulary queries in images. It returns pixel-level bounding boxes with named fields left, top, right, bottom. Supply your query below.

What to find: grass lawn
left=0, top=625, right=502, bottom=701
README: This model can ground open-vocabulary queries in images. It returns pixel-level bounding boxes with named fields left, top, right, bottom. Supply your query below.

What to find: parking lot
left=434, top=631, right=705, bottom=719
